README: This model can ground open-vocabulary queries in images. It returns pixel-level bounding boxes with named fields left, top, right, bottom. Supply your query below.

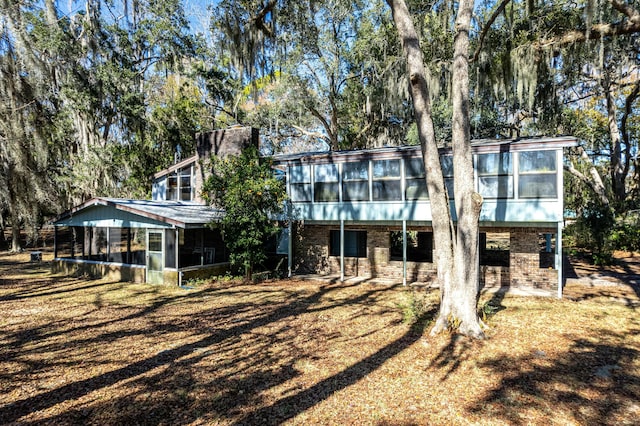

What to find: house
left=51, top=127, right=258, bottom=285
left=53, top=127, right=578, bottom=294
left=272, top=136, right=578, bottom=295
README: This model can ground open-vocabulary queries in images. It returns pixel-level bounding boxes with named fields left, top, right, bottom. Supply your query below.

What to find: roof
left=271, top=136, right=579, bottom=164
left=152, top=155, right=198, bottom=179
left=53, top=198, right=224, bottom=229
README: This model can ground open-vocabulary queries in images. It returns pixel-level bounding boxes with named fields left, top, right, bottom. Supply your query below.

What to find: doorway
left=146, top=230, right=164, bottom=284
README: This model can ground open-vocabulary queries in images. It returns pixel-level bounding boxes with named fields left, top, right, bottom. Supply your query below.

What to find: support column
left=557, top=223, right=563, bottom=299
left=288, top=220, right=293, bottom=278
left=53, top=226, right=58, bottom=259
left=340, top=220, right=344, bottom=282
left=402, top=220, right=407, bottom=286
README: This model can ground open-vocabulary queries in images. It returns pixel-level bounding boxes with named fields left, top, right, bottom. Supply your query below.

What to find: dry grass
left=1, top=251, right=639, bottom=425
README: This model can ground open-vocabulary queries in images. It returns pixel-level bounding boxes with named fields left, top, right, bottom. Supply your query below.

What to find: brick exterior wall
left=510, top=231, right=558, bottom=288
left=194, top=127, right=259, bottom=204
left=294, top=223, right=559, bottom=290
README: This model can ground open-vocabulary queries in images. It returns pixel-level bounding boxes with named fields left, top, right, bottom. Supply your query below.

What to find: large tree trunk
left=438, top=0, right=484, bottom=338
left=10, top=219, right=22, bottom=253
left=387, top=0, right=484, bottom=338
left=603, top=69, right=626, bottom=210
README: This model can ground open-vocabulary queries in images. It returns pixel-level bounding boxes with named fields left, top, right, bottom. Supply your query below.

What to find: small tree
left=202, top=147, right=287, bottom=280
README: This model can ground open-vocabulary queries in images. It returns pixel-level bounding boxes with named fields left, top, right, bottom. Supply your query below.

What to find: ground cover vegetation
left=1, top=251, right=639, bottom=424
left=2, top=1, right=640, bottom=331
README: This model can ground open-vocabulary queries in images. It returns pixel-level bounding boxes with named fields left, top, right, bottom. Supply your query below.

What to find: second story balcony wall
left=273, top=137, right=578, bottom=226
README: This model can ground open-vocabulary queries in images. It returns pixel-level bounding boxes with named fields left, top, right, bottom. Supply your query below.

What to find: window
left=477, top=153, right=513, bottom=198
left=329, top=230, right=367, bottom=257
left=389, top=231, right=433, bottom=262
left=373, top=159, right=402, bottom=201
left=165, top=165, right=194, bottom=201
left=108, top=228, right=128, bottom=263
left=167, top=174, right=178, bottom=200
left=90, top=227, right=108, bottom=261
left=165, top=229, right=176, bottom=268
left=314, top=164, right=339, bottom=202
left=129, top=229, right=146, bottom=265
left=342, top=161, right=370, bottom=201
left=480, top=232, right=510, bottom=266
left=290, top=165, right=312, bottom=202
left=179, top=167, right=192, bottom=200
left=404, top=157, right=428, bottom=200
left=518, top=151, right=557, bottom=198
left=440, top=155, right=455, bottom=197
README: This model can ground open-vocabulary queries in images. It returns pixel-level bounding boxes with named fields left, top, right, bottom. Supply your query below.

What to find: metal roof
left=54, top=198, right=224, bottom=229
left=270, top=136, right=579, bottom=163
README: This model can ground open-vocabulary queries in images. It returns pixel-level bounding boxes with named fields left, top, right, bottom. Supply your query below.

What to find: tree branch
left=472, top=0, right=512, bottom=62
left=534, top=0, right=640, bottom=50
left=291, top=125, right=330, bottom=144
left=610, top=0, right=640, bottom=19
left=564, top=146, right=610, bottom=207
left=252, top=0, right=277, bottom=38
left=621, top=78, right=640, bottom=180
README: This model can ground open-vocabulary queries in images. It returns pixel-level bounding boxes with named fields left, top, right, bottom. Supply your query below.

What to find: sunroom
left=273, top=136, right=579, bottom=294
left=52, top=198, right=229, bottom=285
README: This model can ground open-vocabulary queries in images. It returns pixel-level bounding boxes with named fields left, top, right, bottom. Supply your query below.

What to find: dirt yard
left=1, top=250, right=639, bottom=425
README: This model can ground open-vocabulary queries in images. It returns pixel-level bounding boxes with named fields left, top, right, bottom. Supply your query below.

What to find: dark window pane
left=480, top=232, right=510, bottom=266
left=440, top=155, right=454, bottom=177
left=405, top=178, right=428, bottom=200
left=519, top=151, right=556, bottom=173
left=405, top=158, right=425, bottom=178
left=373, top=180, right=402, bottom=201
left=389, top=231, right=433, bottom=262
left=314, top=182, right=339, bottom=202
left=165, top=229, right=176, bottom=268
left=343, top=181, right=369, bottom=201
left=148, top=232, right=163, bottom=252
left=180, top=228, right=202, bottom=267
left=519, top=174, right=557, bottom=198
left=130, top=230, right=146, bottom=265
left=90, top=227, right=108, bottom=261
left=343, top=161, right=369, bottom=180
left=373, top=159, right=400, bottom=178
left=329, top=230, right=367, bottom=257
left=167, top=174, right=178, bottom=200
left=445, top=178, right=455, bottom=198
left=291, top=183, right=312, bottom=202
left=108, top=228, right=127, bottom=263
left=477, top=153, right=512, bottom=175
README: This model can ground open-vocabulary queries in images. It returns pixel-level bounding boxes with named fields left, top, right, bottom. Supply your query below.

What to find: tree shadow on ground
left=468, top=331, right=640, bottom=424
left=0, top=275, right=430, bottom=425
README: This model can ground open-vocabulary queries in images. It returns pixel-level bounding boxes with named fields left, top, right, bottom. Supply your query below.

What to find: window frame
left=404, top=157, right=428, bottom=200
left=314, top=164, right=340, bottom=202
left=372, top=159, right=402, bottom=201
left=342, top=160, right=370, bottom=201
left=329, top=230, right=367, bottom=258
left=289, top=165, right=312, bottom=202
left=517, top=151, right=558, bottom=199
left=476, top=152, right=514, bottom=199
